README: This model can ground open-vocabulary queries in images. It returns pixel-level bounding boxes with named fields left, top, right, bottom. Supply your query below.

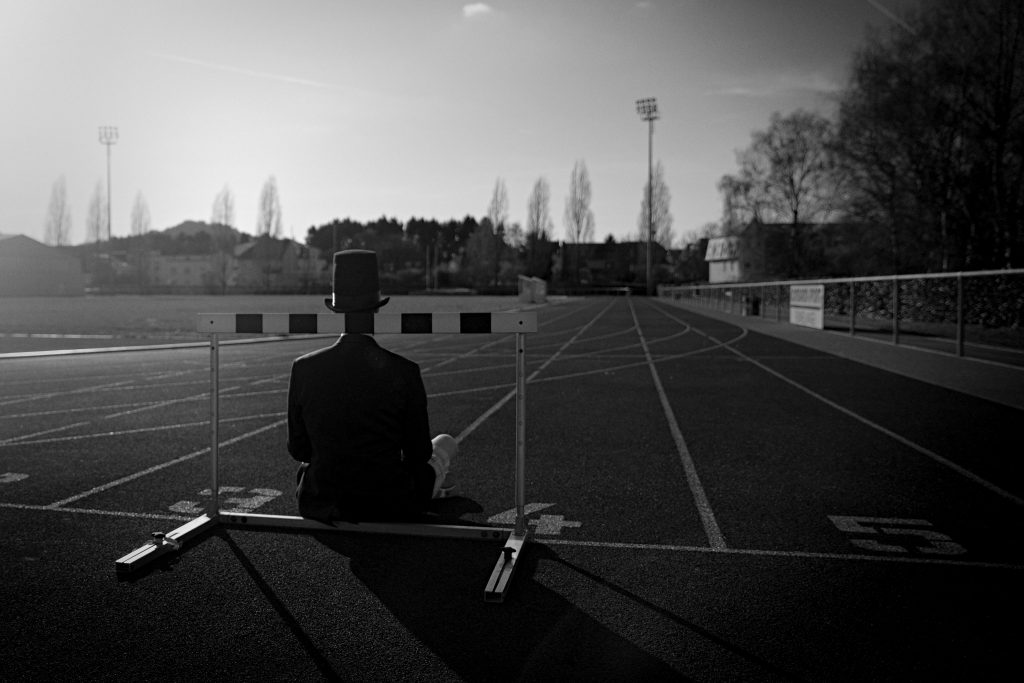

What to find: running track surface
left=1, top=296, right=1021, bottom=681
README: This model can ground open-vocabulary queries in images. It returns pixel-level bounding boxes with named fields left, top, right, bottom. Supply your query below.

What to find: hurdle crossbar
left=115, top=311, right=537, bottom=603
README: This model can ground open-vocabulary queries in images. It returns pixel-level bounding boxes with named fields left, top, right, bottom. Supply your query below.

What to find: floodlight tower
left=98, top=126, right=118, bottom=241
left=636, top=98, right=658, bottom=296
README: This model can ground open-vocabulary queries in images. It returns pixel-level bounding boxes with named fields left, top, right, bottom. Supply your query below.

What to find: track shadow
left=219, top=529, right=344, bottom=681
left=314, top=533, right=688, bottom=682
left=542, top=552, right=803, bottom=682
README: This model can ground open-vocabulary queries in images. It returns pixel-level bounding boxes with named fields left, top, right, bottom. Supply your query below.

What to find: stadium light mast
left=98, top=126, right=118, bottom=241
left=636, top=98, right=658, bottom=296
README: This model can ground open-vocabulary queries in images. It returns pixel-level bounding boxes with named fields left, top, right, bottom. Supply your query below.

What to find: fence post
left=892, top=276, right=900, bottom=346
left=776, top=285, right=782, bottom=322
left=849, top=282, right=856, bottom=336
left=956, top=273, right=965, bottom=357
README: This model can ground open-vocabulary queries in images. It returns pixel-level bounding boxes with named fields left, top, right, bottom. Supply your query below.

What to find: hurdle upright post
left=210, top=333, right=219, bottom=516
left=515, top=331, right=526, bottom=536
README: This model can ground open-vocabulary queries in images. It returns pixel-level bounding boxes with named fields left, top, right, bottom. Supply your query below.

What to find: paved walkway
left=663, top=298, right=1024, bottom=411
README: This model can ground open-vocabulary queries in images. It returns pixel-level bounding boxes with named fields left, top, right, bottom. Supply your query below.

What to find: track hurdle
left=115, top=310, right=537, bottom=603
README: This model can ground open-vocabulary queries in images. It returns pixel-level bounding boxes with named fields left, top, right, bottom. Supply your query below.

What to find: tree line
left=716, top=0, right=1023, bottom=275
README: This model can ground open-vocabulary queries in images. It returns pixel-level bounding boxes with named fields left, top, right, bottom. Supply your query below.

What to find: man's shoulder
left=291, top=339, right=418, bottom=370
left=292, top=344, right=336, bottom=368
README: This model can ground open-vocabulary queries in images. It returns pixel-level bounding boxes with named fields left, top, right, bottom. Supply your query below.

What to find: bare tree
left=526, top=177, right=553, bottom=240
left=211, top=184, right=236, bottom=227
left=486, top=177, right=509, bottom=285
left=463, top=217, right=497, bottom=287
left=487, top=177, right=509, bottom=230
left=130, top=191, right=151, bottom=236
left=86, top=180, right=107, bottom=243
left=524, top=177, right=555, bottom=278
left=563, top=160, right=595, bottom=283
left=718, top=110, right=844, bottom=276
left=636, top=160, right=674, bottom=249
left=563, top=160, right=595, bottom=243
left=837, top=0, right=1024, bottom=270
left=720, top=110, right=842, bottom=227
left=255, top=176, right=282, bottom=237
left=44, top=175, right=72, bottom=246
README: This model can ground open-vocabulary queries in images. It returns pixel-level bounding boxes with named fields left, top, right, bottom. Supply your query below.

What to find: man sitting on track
left=287, top=249, right=457, bottom=522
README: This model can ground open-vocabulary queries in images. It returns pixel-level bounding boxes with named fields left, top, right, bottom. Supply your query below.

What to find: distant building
left=704, top=236, right=742, bottom=283
left=0, top=234, right=84, bottom=296
left=706, top=221, right=887, bottom=283
left=146, top=253, right=224, bottom=290
left=232, top=237, right=326, bottom=292
left=674, top=238, right=710, bottom=283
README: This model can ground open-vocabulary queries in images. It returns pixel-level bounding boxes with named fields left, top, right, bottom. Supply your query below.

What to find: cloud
left=711, top=71, right=843, bottom=99
left=149, top=52, right=339, bottom=91
left=462, top=3, right=493, bottom=20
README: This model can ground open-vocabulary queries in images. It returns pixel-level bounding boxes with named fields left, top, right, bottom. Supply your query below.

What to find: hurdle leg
left=114, top=514, right=216, bottom=575
left=483, top=330, right=530, bottom=602
left=210, top=333, right=220, bottom=517
left=514, top=331, right=526, bottom=536
left=484, top=530, right=529, bottom=602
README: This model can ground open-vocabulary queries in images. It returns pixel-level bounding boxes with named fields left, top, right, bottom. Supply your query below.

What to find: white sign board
left=789, top=284, right=824, bottom=329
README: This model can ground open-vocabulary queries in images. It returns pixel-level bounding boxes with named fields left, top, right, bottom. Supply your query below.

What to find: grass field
left=0, top=294, right=528, bottom=340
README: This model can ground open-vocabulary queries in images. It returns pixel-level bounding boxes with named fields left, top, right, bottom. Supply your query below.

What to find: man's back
left=287, top=334, right=433, bottom=521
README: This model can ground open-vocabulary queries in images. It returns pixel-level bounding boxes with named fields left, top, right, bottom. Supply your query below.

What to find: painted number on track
left=169, top=487, right=282, bottom=515
left=828, top=515, right=966, bottom=556
left=487, top=503, right=581, bottom=536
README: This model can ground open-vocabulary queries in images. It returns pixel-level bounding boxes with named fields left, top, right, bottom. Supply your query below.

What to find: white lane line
left=421, top=333, right=511, bottom=375
left=0, top=502, right=191, bottom=523
left=44, top=419, right=286, bottom=508
left=0, top=413, right=284, bottom=448
left=0, top=401, right=165, bottom=421
left=629, top=297, right=726, bottom=550
left=455, top=298, right=619, bottom=443
left=0, top=421, right=92, bottom=445
left=541, top=538, right=1024, bottom=570
left=1, top=499, right=1018, bottom=570
left=0, top=388, right=283, bottom=422
left=652, top=301, right=1024, bottom=507
left=103, top=385, right=241, bottom=418
left=418, top=301, right=602, bottom=375
left=0, top=379, right=135, bottom=407
left=527, top=332, right=749, bottom=385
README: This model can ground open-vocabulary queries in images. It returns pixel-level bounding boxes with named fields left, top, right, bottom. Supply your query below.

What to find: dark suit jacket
left=287, top=334, right=433, bottom=521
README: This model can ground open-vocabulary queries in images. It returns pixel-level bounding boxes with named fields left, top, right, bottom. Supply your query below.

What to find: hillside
left=162, top=220, right=241, bottom=242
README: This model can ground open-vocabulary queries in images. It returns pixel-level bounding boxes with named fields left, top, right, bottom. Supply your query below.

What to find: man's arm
left=286, top=362, right=312, bottom=462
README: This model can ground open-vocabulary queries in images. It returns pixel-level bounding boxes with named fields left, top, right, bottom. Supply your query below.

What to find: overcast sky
left=0, top=0, right=915, bottom=246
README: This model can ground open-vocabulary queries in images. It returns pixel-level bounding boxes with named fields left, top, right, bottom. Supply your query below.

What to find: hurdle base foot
left=114, top=514, right=216, bottom=576
left=484, top=530, right=529, bottom=603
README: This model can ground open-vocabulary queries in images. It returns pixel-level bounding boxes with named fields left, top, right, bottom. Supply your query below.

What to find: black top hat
left=324, top=249, right=391, bottom=313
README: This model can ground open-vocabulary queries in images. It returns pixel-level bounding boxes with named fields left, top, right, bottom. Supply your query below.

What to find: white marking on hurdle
left=115, top=310, right=538, bottom=602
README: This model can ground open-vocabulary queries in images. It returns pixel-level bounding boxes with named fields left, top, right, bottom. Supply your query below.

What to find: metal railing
left=659, top=269, right=1024, bottom=360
